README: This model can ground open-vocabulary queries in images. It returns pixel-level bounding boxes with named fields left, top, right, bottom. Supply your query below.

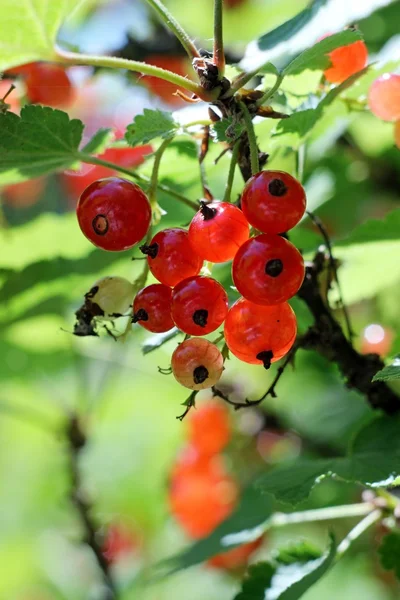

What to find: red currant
left=77, top=177, right=151, bottom=251
left=171, top=338, right=224, bottom=390
left=132, top=284, right=174, bottom=333
left=187, top=400, right=231, bottom=456
left=103, top=524, right=140, bottom=562
left=24, top=63, right=74, bottom=108
left=324, top=40, right=368, bottom=84
left=232, top=234, right=305, bottom=305
left=171, top=276, right=228, bottom=336
left=224, top=298, right=297, bottom=367
left=142, top=55, right=191, bottom=106
left=169, top=449, right=238, bottom=538
left=140, top=228, right=203, bottom=287
left=360, top=324, right=393, bottom=357
left=188, top=201, right=249, bottom=263
left=241, top=171, right=306, bottom=235
left=368, top=74, right=400, bottom=121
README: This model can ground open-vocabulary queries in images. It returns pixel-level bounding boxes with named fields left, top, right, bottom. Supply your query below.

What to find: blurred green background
left=0, top=0, right=400, bottom=598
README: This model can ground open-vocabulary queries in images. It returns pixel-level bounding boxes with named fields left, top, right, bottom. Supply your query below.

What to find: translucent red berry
left=187, top=400, right=231, bottom=456
left=23, top=63, right=75, bottom=108
left=142, top=54, right=191, bottom=106
left=360, top=324, right=393, bottom=357
left=169, top=449, right=238, bottom=538
left=232, top=234, right=305, bottom=305
left=224, top=298, right=297, bottom=367
left=241, top=171, right=306, bottom=235
left=103, top=524, right=140, bottom=562
left=188, top=201, right=249, bottom=263
left=133, top=284, right=174, bottom=333
left=77, top=177, right=151, bottom=251
left=171, top=276, right=228, bottom=336
left=171, top=338, right=224, bottom=390
left=368, top=74, right=400, bottom=121
left=140, top=228, right=203, bottom=287
left=324, top=40, right=368, bottom=84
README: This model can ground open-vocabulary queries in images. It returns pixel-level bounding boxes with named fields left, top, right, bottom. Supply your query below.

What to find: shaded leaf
left=82, top=128, right=114, bottom=155
left=335, top=209, right=400, bottom=247
left=213, top=118, right=244, bottom=142
left=234, top=536, right=336, bottom=600
left=379, top=531, right=400, bottom=580
left=372, top=357, right=400, bottom=383
left=256, top=415, right=400, bottom=505
left=125, top=109, right=178, bottom=146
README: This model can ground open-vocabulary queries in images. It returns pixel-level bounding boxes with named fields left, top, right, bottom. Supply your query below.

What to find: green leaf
left=283, top=30, right=363, bottom=76
left=331, top=209, right=400, bottom=304
left=213, top=118, right=245, bottom=142
left=256, top=415, right=400, bottom=505
left=379, top=531, right=400, bottom=580
left=274, top=67, right=368, bottom=140
left=168, top=139, right=198, bottom=159
left=81, top=128, right=114, bottom=155
left=241, top=0, right=396, bottom=72
left=234, top=536, right=336, bottom=600
left=372, top=357, right=400, bottom=383
left=125, top=109, right=179, bottom=146
left=0, top=105, right=84, bottom=184
left=156, top=485, right=273, bottom=576
left=0, top=0, right=86, bottom=71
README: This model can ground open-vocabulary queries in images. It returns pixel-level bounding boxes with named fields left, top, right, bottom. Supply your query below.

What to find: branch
left=298, top=256, right=400, bottom=414
left=143, top=0, right=200, bottom=59
left=213, top=0, right=225, bottom=74
left=67, top=417, right=117, bottom=599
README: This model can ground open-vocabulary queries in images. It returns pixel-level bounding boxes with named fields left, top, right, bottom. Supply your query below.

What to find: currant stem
left=1, top=83, right=15, bottom=102
left=143, top=0, right=201, bottom=59
left=77, top=152, right=198, bottom=211
left=148, top=137, right=174, bottom=222
left=213, top=0, right=225, bottom=75
left=55, top=47, right=210, bottom=100
left=255, top=73, right=284, bottom=107
left=239, top=101, right=259, bottom=175
left=335, top=509, right=382, bottom=560
left=223, top=140, right=240, bottom=203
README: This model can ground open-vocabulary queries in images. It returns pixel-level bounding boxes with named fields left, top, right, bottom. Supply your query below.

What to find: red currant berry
left=140, top=228, right=203, bottom=287
left=77, top=177, right=151, bottom=251
left=24, top=63, right=75, bottom=108
left=232, top=234, right=304, bottom=305
left=132, top=284, right=174, bottom=333
left=187, top=400, right=231, bottom=456
left=368, top=73, right=400, bottom=121
left=360, top=324, right=393, bottom=357
left=224, top=298, right=297, bottom=367
left=142, top=55, right=191, bottom=106
left=207, top=536, right=264, bottom=570
left=188, top=201, right=249, bottom=263
left=171, top=276, right=228, bottom=336
left=241, top=171, right=306, bottom=235
left=171, top=338, right=224, bottom=390
left=324, top=40, right=368, bottom=84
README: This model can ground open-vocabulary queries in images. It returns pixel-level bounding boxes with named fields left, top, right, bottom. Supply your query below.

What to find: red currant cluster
left=368, top=73, right=400, bottom=149
left=169, top=399, right=264, bottom=570
left=76, top=169, right=306, bottom=390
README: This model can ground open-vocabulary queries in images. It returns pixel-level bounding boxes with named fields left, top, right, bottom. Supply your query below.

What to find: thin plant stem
left=76, top=153, right=198, bottom=211
left=297, top=143, right=306, bottom=183
left=213, top=0, right=225, bottom=74
left=223, top=140, right=240, bottom=202
left=336, top=509, right=382, bottom=559
left=255, top=73, right=284, bottom=107
left=148, top=137, right=174, bottom=208
left=144, top=0, right=200, bottom=59
left=270, top=502, right=376, bottom=528
left=55, top=47, right=211, bottom=101
left=239, top=101, right=259, bottom=175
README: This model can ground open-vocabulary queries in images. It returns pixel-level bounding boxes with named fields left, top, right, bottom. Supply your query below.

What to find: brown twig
left=67, top=417, right=117, bottom=599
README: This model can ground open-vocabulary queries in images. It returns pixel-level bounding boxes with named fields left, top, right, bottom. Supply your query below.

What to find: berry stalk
left=213, top=0, right=225, bottom=75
